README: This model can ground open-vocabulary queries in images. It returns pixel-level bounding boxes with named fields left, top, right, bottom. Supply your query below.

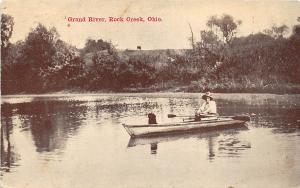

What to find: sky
left=1, top=0, right=300, bottom=49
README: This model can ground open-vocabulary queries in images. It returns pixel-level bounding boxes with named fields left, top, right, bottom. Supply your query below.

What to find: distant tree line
left=180, top=14, right=300, bottom=92
left=1, top=13, right=300, bottom=94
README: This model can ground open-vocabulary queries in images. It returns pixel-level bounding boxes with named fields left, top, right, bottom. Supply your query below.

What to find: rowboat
left=122, top=115, right=250, bottom=137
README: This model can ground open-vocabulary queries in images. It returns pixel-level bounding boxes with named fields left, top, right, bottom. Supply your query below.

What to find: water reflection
left=10, top=101, right=88, bottom=152
left=207, top=137, right=215, bottom=160
left=150, top=143, right=158, bottom=155
left=271, top=120, right=300, bottom=134
left=0, top=100, right=91, bottom=175
left=0, top=95, right=163, bottom=173
left=0, top=93, right=300, bottom=188
left=127, top=127, right=249, bottom=159
left=218, top=137, right=251, bottom=158
left=1, top=104, right=20, bottom=173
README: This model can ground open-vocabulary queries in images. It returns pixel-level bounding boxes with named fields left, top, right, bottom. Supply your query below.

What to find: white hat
left=202, top=92, right=213, bottom=100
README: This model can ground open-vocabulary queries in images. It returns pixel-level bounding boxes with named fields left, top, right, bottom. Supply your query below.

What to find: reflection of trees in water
left=1, top=104, right=20, bottom=173
left=195, top=129, right=251, bottom=160
left=217, top=137, right=251, bottom=158
left=150, top=143, right=158, bottom=155
left=167, top=98, right=200, bottom=115
left=129, top=128, right=250, bottom=159
left=219, top=99, right=300, bottom=130
left=143, top=131, right=249, bottom=159
left=48, top=95, right=299, bottom=130
left=94, top=100, right=159, bottom=118
left=3, top=101, right=88, bottom=153
left=92, top=96, right=201, bottom=118
left=249, top=107, right=300, bottom=130
left=91, top=97, right=199, bottom=123
left=207, top=137, right=215, bottom=160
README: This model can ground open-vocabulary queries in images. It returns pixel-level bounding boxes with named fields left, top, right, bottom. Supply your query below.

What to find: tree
left=1, top=14, right=14, bottom=49
left=22, top=24, right=58, bottom=69
left=14, top=24, right=59, bottom=92
left=1, top=14, right=15, bottom=94
left=1, top=41, right=25, bottom=93
left=1, top=14, right=14, bottom=64
left=198, top=30, right=221, bottom=53
left=82, top=39, right=113, bottom=55
left=10, top=23, right=85, bottom=92
left=263, top=24, right=289, bottom=39
left=41, top=40, right=85, bottom=89
left=87, top=50, right=122, bottom=89
left=126, top=57, right=156, bottom=87
left=188, top=22, right=195, bottom=49
left=206, top=14, right=242, bottom=44
left=287, top=17, right=300, bottom=83
left=290, top=17, right=300, bottom=42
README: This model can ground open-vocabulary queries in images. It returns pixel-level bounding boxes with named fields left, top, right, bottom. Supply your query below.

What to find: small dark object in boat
left=195, top=115, right=201, bottom=121
left=148, top=113, right=157, bottom=124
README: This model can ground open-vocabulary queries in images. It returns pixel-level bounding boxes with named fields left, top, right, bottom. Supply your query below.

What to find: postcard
left=1, top=0, right=300, bottom=188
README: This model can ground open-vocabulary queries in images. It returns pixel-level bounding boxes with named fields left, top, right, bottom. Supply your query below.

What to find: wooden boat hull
left=123, top=118, right=248, bottom=137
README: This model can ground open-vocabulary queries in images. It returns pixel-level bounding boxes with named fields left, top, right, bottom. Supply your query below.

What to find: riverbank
left=118, top=81, right=300, bottom=94
left=2, top=82, right=300, bottom=96
left=2, top=86, right=300, bottom=98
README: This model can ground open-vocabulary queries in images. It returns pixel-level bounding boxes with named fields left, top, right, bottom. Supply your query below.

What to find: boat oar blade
left=168, top=114, right=195, bottom=118
left=232, top=115, right=251, bottom=122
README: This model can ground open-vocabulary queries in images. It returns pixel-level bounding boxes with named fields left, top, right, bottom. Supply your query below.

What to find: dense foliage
left=1, top=22, right=85, bottom=93
left=1, top=13, right=300, bottom=94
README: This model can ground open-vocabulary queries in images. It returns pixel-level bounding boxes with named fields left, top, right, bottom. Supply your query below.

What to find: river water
left=1, top=93, right=300, bottom=188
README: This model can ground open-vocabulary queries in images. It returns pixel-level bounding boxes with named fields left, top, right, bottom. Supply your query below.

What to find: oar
left=169, top=114, right=250, bottom=121
left=167, top=114, right=194, bottom=118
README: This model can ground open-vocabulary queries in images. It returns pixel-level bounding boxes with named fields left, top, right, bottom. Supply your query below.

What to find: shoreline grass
left=2, top=82, right=300, bottom=95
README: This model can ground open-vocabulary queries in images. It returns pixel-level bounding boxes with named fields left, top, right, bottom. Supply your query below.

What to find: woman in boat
left=195, top=92, right=217, bottom=121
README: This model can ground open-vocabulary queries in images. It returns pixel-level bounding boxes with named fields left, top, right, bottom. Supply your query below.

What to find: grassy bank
left=120, top=82, right=300, bottom=94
